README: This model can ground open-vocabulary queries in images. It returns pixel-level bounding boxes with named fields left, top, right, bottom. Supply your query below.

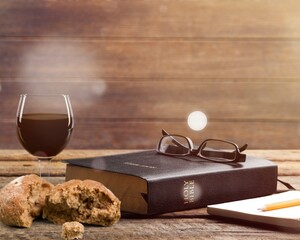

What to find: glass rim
left=20, top=93, right=70, bottom=98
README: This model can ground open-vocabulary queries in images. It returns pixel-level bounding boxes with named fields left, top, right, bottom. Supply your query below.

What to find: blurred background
left=1, top=0, right=300, bottom=150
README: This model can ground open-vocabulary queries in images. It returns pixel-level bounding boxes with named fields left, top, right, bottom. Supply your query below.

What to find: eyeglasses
left=157, top=129, right=248, bottom=163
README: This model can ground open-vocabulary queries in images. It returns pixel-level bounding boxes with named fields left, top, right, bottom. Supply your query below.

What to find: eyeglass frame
left=157, top=129, right=248, bottom=163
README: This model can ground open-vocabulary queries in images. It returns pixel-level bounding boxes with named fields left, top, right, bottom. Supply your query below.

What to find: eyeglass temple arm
left=239, top=144, right=248, bottom=152
left=162, top=129, right=170, bottom=136
left=236, top=144, right=248, bottom=162
left=161, top=129, right=189, bottom=149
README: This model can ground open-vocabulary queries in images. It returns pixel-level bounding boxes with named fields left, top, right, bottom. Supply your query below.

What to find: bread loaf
left=43, top=179, right=121, bottom=226
left=0, top=174, right=53, bottom=227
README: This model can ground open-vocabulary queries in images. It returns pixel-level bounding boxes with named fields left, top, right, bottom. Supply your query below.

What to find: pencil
left=258, top=198, right=300, bottom=211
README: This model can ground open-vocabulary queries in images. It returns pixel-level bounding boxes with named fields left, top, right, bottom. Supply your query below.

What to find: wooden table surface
left=1, top=149, right=300, bottom=240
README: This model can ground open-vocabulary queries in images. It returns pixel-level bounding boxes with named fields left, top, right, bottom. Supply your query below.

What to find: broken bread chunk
left=43, top=179, right=121, bottom=226
left=0, top=174, right=54, bottom=227
left=61, top=221, right=84, bottom=240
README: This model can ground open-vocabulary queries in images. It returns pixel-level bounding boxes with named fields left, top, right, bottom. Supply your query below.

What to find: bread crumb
left=61, top=221, right=84, bottom=240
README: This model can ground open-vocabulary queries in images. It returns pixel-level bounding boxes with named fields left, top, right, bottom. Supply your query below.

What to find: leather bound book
left=65, top=150, right=277, bottom=215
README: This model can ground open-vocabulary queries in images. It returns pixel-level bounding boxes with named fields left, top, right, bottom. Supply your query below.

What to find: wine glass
left=16, top=94, right=74, bottom=176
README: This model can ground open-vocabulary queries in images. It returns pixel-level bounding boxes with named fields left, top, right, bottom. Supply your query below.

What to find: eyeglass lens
left=200, top=140, right=237, bottom=161
left=159, top=136, right=190, bottom=155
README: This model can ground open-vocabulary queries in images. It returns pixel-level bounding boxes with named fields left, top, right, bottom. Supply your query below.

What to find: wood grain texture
left=0, top=149, right=138, bottom=176
left=0, top=210, right=299, bottom=240
left=1, top=81, right=300, bottom=120
left=1, top=0, right=300, bottom=149
left=0, top=208, right=299, bottom=240
left=1, top=39, right=300, bottom=78
left=1, top=0, right=300, bottom=38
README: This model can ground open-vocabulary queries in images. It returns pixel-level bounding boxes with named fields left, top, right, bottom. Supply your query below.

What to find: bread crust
left=43, top=179, right=121, bottom=226
left=0, top=174, right=53, bottom=227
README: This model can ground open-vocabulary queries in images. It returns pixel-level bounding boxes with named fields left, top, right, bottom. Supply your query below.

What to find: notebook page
left=208, top=191, right=300, bottom=220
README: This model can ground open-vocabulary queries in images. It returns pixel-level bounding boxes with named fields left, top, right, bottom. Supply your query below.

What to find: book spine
left=147, top=165, right=277, bottom=215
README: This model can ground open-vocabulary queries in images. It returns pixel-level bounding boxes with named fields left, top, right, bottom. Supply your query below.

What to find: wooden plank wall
left=1, top=0, right=300, bottom=149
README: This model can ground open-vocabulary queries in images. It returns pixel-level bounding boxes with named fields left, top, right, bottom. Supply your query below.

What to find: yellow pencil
left=259, top=198, right=300, bottom=211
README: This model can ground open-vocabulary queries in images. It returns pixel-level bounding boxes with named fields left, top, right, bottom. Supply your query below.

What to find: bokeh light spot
left=187, top=111, right=207, bottom=131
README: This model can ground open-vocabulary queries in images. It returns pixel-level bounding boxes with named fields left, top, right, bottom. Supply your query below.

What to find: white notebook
left=207, top=191, right=300, bottom=228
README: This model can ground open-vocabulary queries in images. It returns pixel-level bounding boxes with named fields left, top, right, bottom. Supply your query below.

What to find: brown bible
left=65, top=150, right=277, bottom=215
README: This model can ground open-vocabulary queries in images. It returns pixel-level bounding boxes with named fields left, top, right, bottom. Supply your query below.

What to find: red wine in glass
left=16, top=94, right=74, bottom=176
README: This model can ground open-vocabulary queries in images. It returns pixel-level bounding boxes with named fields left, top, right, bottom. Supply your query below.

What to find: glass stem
left=38, top=157, right=52, bottom=177
left=38, top=159, right=42, bottom=177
